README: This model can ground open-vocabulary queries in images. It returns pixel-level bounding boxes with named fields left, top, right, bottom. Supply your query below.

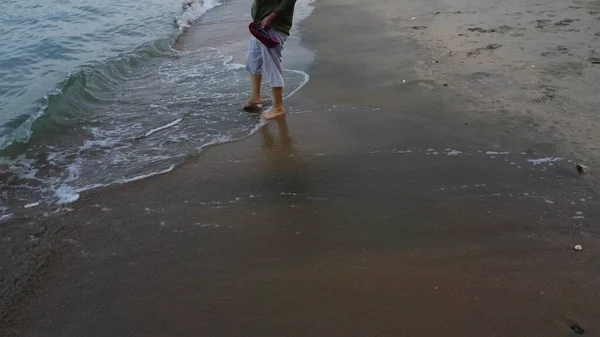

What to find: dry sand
left=303, top=0, right=600, bottom=165
left=2, top=0, right=600, bottom=335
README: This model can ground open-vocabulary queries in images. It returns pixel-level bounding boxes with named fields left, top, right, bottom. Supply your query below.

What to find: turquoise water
left=0, top=0, right=310, bottom=216
left=0, top=0, right=191, bottom=148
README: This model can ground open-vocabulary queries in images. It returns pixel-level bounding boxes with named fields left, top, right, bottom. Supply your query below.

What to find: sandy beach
left=2, top=0, right=600, bottom=335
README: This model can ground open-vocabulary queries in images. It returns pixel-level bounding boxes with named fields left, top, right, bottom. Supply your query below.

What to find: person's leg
left=264, top=87, right=285, bottom=119
left=262, top=31, right=287, bottom=119
left=245, top=73, right=263, bottom=109
left=244, top=37, right=264, bottom=110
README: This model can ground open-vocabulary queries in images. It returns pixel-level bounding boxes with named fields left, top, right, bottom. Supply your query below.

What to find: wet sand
left=3, top=0, right=600, bottom=335
left=4, top=106, right=600, bottom=336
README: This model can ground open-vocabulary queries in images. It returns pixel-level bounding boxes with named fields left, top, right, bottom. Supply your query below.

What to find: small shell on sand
left=24, top=202, right=40, bottom=209
left=574, top=245, right=583, bottom=251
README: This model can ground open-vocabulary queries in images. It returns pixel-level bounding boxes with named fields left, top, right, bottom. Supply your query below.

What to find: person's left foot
left=264, top=107, right=286, bottom=120
left=243, top=98, right=263, bottom=110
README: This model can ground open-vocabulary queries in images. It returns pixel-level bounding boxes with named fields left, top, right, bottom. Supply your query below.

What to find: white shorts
left=245, top=28, right=288, bottom=88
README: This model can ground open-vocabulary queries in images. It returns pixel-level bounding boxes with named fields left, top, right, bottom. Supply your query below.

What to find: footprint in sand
left=535, top=19, right=552, bottom=29
left=555, top=18, right=581, bottom=26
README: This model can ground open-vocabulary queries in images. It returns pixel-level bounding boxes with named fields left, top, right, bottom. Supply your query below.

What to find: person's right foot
left=243, top=98, right=263, bottom=110
left=263, top=106, right=286, bottom=120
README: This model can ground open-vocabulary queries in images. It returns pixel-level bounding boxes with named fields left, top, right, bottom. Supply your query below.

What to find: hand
left=260, top=13, right=277, bottom=29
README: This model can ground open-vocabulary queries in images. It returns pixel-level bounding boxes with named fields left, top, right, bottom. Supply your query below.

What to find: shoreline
left=3, top=0, right=600, bottom=335
left=5, top=101, right=600, bottom=335
left=0, top=0, right=317, bottom=322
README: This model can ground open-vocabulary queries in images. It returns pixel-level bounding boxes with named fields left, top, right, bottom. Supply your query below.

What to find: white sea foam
left=74, top=164, right=177, bottom=194
left=119, top=165, right=177, bottom=184
left=55, top=186, right=81, bottom=204
left=283, top=69, right=310, bottom=99
left=176, top=0, right=221, bottom=33
left=226, top=63, right=246, bottom=71
left=137, top=118, right=184, bottom=139
left=527, top=157, right=562, bottom=165
left=293, top=0, right=317, bottom=24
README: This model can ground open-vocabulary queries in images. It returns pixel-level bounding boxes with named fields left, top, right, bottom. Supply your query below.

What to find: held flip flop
left=249, top=22, right=280, bottom=48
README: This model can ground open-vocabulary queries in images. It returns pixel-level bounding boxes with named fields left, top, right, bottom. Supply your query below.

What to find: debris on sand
left=412, top=26, right=427, bottom=30
left=496, top=25, right=515, bottom=33
left=467, top=27, right=497, bottom=33
left=535, top=86, right=557, bottom=102
left=466, top=44, right=502, bottom=57
left=590, top=57, right=600, bottom=64
left=24, top=202, right=40, bottom=209
left=486, top=44, right=502, bottom=50
left=570, top=324, right=585, bottom=334
left=535, top=19, right=551, bottom=29
left=576, top=163, right=587, bottom=174
left=555, top=18, right=580, bottom=26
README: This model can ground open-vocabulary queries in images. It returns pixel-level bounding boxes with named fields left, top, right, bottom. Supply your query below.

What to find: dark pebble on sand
left=486, top=44, right=502, bottom=50
left=590, top=57, right=600, bottom=64
left=443, top=83, right=448, bottom=86
left=412, top=26, right=427, bottom=30
left=571, top=324, right=585, bottom=335
left=577, top=164, right=587, bottom=174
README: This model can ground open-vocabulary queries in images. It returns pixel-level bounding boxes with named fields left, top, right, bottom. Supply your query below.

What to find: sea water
left=0, top=0, right=313, bottom=216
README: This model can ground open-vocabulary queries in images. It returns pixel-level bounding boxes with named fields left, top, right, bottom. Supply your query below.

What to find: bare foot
left=243, top=98, right=263, bottom=110
left=263, top=107, right=286, bottom=120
